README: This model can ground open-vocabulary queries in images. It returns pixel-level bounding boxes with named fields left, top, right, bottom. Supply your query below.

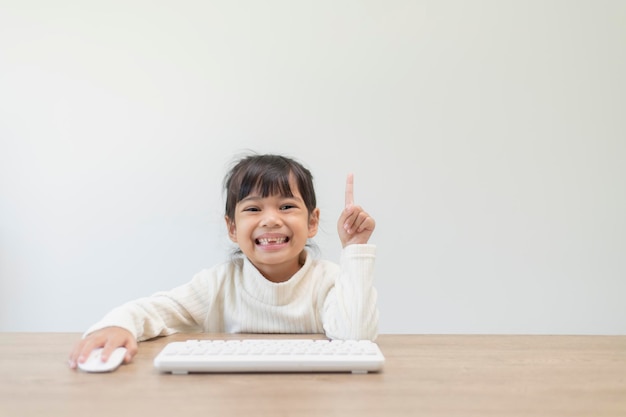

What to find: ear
left=225, top=216, right=238, bottom=242
left=307, top=208, right=320, bottom=238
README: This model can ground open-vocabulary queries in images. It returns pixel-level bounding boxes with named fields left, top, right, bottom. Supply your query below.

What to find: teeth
left=257, top=237, right=287, bottom=245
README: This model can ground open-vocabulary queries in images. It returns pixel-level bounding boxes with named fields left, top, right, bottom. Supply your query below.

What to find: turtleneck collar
left=239, top=248, right=314, bottom=306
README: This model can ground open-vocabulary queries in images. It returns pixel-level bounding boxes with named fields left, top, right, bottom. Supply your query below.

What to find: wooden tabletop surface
left=1, top=333, right=625, bottom=417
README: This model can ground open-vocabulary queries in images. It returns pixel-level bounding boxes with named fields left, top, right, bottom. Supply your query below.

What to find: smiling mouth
left=256, top=237, right=289, bottom=246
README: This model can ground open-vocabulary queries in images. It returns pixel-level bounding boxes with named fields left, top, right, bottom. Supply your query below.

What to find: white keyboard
left=153, top=338, right=385, bottom=374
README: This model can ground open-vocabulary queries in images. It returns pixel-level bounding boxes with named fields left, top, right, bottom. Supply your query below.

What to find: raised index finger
left=345, top=173, right=354, bottom=207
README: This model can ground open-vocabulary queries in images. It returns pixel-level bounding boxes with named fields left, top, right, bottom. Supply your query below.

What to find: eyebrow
left=239, top=194, right=303, bottom=203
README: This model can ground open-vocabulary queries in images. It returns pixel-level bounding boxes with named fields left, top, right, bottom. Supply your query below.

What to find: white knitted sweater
left=86, top=244, right=378, bottom=341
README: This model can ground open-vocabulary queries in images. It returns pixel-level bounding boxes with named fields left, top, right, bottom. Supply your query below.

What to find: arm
left=69, top=269, right=217, bottom=368
left=322, top=174, right=379, bottom=340
left=322, top=244, right=379, bottom=340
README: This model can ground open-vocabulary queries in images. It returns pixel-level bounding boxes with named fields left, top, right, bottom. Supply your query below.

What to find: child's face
left=225, top=179, right=320, bottom=282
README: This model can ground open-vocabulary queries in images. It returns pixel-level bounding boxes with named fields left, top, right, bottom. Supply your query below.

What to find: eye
left=280, top=204, right=297, bottom=210
left=242, top=206, right=260, bottom=212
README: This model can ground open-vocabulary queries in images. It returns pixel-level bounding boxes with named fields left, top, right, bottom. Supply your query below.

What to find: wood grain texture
left=1, top=333, right=624, bottom=417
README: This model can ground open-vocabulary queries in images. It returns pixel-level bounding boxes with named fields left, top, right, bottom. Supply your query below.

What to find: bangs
left=237, top=165, right=295, bottom=202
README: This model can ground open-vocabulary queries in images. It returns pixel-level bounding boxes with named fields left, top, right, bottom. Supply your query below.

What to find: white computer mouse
left=78, top=347, right=127, bottom=373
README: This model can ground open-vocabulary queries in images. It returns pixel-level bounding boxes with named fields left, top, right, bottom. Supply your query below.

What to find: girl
left=69, top=153, right=378, bottom=368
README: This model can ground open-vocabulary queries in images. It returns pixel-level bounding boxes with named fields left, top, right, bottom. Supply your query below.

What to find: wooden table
left=1, top=333, right=625, bottom=416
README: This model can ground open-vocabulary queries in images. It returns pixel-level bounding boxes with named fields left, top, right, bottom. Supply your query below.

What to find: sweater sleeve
left=84, top=269, right=217, bottom=341
left=321, top=244, right=379, bottom=340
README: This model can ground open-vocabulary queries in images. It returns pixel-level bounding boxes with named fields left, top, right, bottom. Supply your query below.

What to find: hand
left=68, top=326, right=138, bottom=369
left=337, top=173, right=375, bottom=247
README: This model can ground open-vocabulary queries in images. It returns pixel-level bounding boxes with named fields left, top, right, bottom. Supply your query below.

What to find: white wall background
left=1, top=1, right=624, bottom=335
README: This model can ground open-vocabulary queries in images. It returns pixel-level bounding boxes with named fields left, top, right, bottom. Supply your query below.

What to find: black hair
left=223, top=153, right=317, bottom=223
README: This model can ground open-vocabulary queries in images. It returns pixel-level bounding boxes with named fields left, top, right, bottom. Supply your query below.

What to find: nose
left=260, top=209, right=283, bottom=228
